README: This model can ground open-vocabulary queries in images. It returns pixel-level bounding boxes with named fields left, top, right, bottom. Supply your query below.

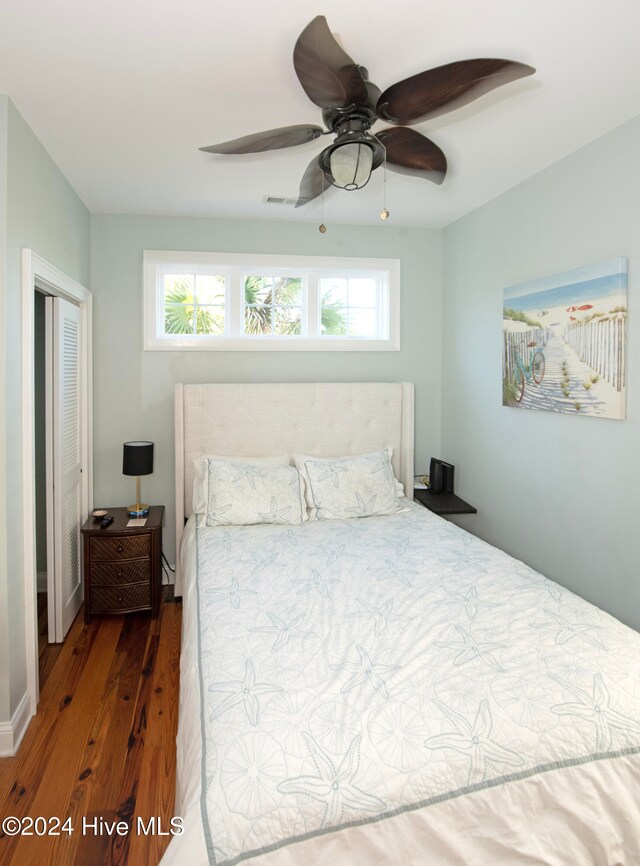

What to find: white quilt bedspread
left=161, top=503, right=640, bottom=866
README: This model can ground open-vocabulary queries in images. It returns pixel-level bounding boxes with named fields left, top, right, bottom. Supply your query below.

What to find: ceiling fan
left=200, top=16, right=535, bottom=207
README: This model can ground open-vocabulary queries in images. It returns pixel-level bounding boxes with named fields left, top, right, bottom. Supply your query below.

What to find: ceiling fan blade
left=377, top=59, right=535, bottom=125
left=377, top=127, right=447, bottom=184
left=200, top=124, right=324, bottom=154
left=296, top=155, right=326, bottom=207
left=293, top=15, right=369, bottom=109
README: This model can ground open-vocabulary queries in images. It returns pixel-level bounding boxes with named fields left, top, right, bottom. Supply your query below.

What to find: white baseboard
left=37, top=571, right=47, bottom=593
left=0, top=692, right=32, bottom=756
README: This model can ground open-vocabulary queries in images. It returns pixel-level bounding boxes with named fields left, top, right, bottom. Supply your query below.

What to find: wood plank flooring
left=0, top=590, right=181, bottom=866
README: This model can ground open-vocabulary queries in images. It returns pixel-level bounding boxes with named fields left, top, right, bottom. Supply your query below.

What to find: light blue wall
left=90, top=214, right=443, bottom=561
left=2, top=98, right=90, bottom=719
left=442, top=115, right=640, bottom=631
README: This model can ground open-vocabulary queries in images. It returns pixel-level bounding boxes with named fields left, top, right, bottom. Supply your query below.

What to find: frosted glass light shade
left=329, top=142, right=374, bottom=190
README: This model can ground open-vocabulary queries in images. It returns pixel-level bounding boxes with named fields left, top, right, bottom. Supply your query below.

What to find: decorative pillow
left=299, top=450, right=403, bottom=520
left=293, top=449, right=404, bottom=518
left=205, top=459, right=306, bottom=526
left=192, top=454, right=290, bottom=516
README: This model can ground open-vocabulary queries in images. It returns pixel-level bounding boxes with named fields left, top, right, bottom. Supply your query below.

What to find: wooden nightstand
left=81, top=506, right=164, bottom=623
left=413, top=488, right=477, bottom=516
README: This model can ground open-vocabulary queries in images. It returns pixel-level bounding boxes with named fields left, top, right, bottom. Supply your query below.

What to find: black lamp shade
left=122, top=441, right=154, bottom=477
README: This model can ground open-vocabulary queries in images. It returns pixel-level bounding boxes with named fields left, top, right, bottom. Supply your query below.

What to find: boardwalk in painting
left=518, top=333, right=618, bottom=415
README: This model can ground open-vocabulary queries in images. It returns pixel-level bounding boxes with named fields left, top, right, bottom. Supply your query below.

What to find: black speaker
left=429, top=458, right=454, bottom=494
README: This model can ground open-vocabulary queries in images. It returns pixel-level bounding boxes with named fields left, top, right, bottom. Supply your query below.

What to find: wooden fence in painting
left=564, top=314, right=626, bottom=392
left=503, top=327, right=548, bottom=383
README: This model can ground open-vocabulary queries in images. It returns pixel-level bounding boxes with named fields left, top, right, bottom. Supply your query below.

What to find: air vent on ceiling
left=263, top=195, right=298, bottom=206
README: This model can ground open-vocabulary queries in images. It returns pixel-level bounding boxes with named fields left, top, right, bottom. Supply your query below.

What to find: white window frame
left=143, top=251, right=400, bottom=351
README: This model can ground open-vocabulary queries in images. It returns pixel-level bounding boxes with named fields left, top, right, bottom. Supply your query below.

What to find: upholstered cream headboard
left=174, top=382, right=415, bottom=593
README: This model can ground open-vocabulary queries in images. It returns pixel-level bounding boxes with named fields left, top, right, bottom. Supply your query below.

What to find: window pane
left=196, top=274, right=225, bottom=304
left=245, top=304, right=272, bottom=334
left=273, top=277, right=302, bottom=305
left=320, top=305, right=347, bottom=336
left=245, top=275, right=303, bottom=306
left=320, top=278, right=347, bottom=305
left=163, top=275, right=226, bottom=336
left=275, top=307, right=302, bottom=335
left=195, top=305, right=225, bottom=335
left=347, top=279, right=377, bottom=307
left=348, top=308, right=377, bottom=337
left=164, top=274, right=195, bottom=304
left=244, top=276, right=273, bottom=305
left=164, top=303, right=195, bottom=335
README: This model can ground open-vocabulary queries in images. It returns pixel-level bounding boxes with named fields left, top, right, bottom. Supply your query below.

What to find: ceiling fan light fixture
left=325, top=141, right=374, bottom=190
left=319, top=127, right=385, bottom=191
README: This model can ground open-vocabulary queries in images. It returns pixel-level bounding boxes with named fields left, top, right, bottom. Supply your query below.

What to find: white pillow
left=293, top=449, right=404, bottom=518
left=193, top=454, right=290, bottom=516
left=296, top=450, right=403, bottom=521
left=205, top=459, right=306, bottom=526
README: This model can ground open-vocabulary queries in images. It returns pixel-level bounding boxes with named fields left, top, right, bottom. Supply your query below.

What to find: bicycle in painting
left=512, top=339, right=545, bottom=403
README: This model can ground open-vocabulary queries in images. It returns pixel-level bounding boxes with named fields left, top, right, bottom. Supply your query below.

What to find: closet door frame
left=21, top=249, right=92, bottom=716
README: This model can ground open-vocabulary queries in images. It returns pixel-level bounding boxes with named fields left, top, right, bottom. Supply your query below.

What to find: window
left=244, top=276, right=303, bottom=336
left=164, top=274, right=225, bottom=335
left=143, top=251, right=399, bottom=351
left=319, top=276, right=382, bottom=338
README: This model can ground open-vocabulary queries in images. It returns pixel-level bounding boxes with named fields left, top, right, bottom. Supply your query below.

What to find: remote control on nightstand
left=98, top=516, right=114, bottom=528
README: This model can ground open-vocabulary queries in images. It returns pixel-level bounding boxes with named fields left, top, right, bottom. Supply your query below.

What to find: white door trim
left=21, top=249, right=92, bottom=717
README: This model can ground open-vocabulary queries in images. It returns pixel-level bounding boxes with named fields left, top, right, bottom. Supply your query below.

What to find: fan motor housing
left=322, top=105, right=377, bottom=135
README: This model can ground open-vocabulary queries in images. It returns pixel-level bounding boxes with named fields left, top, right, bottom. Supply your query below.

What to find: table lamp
left=123, top=441, right=154, bottom=517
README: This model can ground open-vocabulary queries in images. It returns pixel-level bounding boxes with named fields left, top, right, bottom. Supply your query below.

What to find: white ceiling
left=1, top=0, right=640, bottom=228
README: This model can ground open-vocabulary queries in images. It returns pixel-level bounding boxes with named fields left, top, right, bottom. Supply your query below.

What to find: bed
left=161, top=382, right=640, bottom=866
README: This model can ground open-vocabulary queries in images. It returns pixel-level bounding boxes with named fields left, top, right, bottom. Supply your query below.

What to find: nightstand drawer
left=91, top=583, right=151, bottom=613
left=90, top=534, right=150, bottom=562
left=91, top=559, right=150, bottom=586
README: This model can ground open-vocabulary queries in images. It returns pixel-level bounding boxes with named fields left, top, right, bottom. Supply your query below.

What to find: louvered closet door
left=52, top=297, right=83, bottom=640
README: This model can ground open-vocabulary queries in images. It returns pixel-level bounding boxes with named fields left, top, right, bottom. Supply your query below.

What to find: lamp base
left=127, top=503, right=150, bottom=517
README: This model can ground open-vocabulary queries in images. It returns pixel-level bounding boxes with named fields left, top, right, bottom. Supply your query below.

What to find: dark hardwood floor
left=0, top=589, right=181, bottom=866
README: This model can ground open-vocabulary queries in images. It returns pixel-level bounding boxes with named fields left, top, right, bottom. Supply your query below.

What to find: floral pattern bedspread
left=193, top=502, right=640, bottom=865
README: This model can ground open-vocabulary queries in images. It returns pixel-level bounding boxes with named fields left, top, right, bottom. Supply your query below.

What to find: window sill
left=143, top=337, right=400, bottom=352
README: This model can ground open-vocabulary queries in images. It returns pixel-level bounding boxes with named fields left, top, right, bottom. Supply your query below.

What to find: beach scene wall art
left=503, top=258, right=627, bottom=418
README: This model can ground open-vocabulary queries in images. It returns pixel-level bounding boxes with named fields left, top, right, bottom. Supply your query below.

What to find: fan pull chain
left=380, top=146, right=389, bottom=221
left=319, top=174, right=327, bottom=233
